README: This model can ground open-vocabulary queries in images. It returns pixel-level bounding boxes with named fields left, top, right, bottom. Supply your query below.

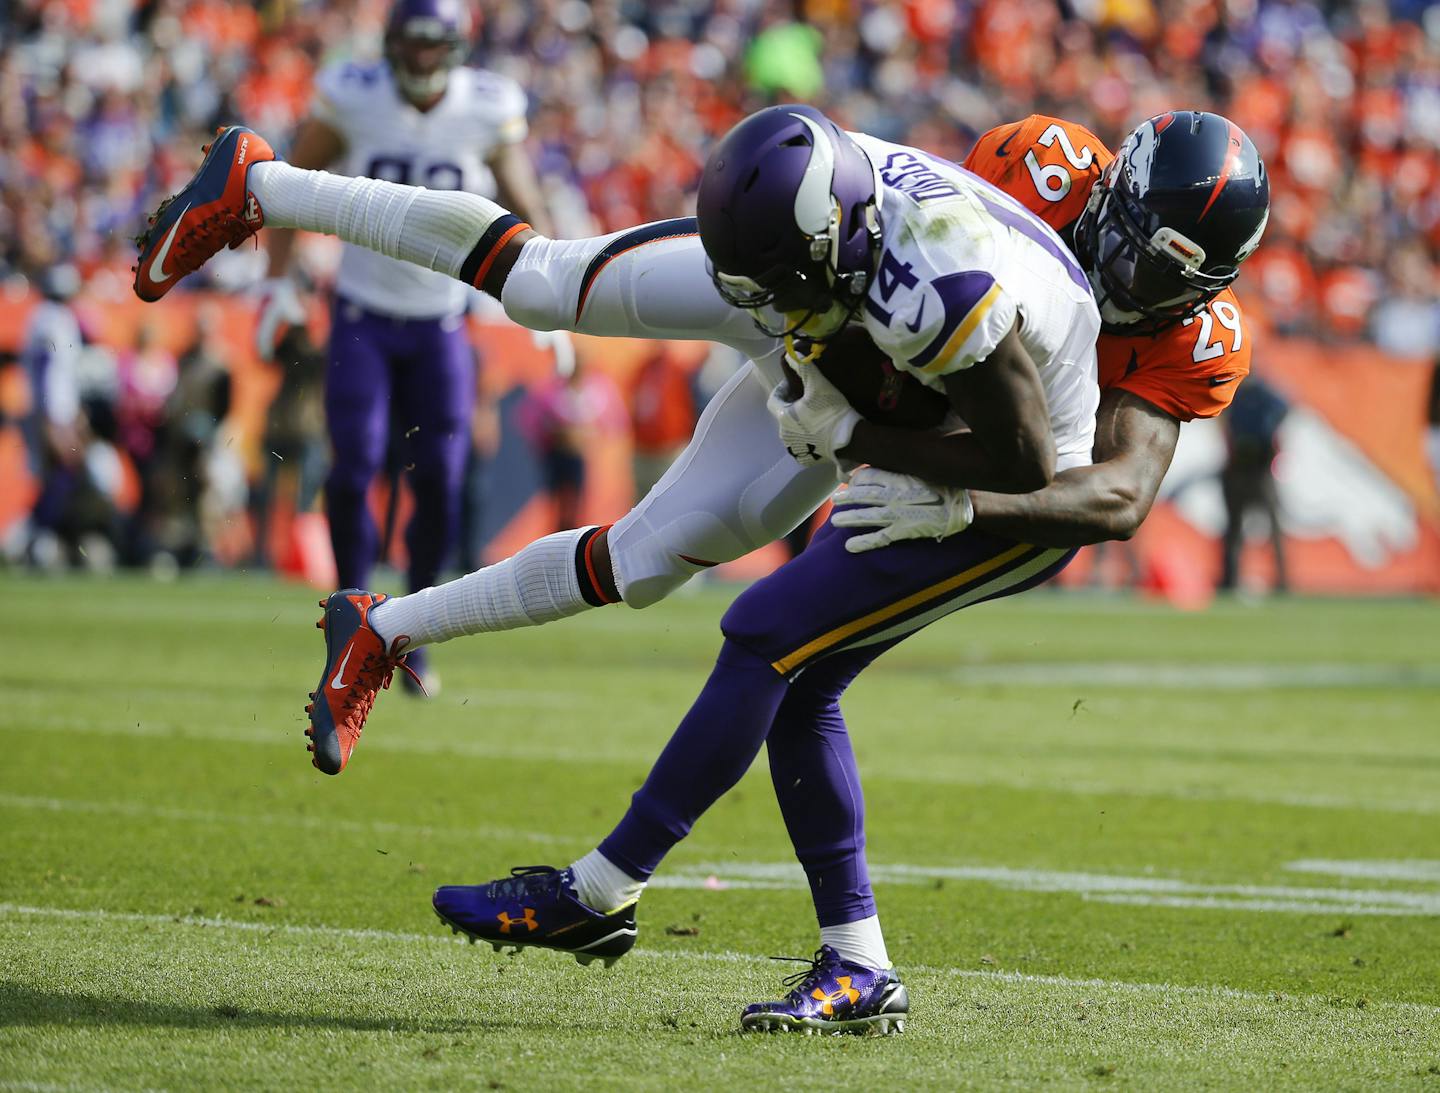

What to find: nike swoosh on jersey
left=994, top=129, right=1019, bottom=158
left=1209, top=374, right=1239, bottom=387
left=904, top=297, right=928, bottom=334
left=149, top=205, right=191, bottom=282
left=329, top=646, right=356, bottom=690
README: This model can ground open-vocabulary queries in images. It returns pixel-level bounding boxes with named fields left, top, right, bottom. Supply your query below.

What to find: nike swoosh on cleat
left=329, top=646, right=355, bottom=690
left=149, top=205, right=191, bottom=282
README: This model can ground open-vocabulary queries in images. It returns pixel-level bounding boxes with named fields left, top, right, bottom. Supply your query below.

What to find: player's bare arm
left=488, top=140, right=553, bottom=239
left=252, top=117, right=348, bottom=358
left=262, top=117, right=347, bottom=280
left=840, top=320, right=1056, bottom=493
left=968, top=388, right=1179, bottom=545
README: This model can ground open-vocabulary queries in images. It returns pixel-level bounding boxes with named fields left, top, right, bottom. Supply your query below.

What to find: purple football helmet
left=385, top=0, right=473, bottom=103
left=697, top=104, right=881, bottom=338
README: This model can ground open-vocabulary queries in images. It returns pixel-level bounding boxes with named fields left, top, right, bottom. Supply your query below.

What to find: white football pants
left=503, top=229, right=833, bottom=606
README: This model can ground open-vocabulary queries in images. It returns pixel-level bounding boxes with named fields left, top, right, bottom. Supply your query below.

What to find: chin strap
left=783, top=333, right=831, bottom=368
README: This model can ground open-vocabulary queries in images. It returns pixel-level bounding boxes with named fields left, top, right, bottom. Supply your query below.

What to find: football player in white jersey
left=255, top=0, right=554, bottom=692
left=134, top=102, right=1098, bottom=1032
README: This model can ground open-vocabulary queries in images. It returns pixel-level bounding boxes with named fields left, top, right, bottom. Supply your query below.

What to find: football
left=783, top=327, right=950, bottom=430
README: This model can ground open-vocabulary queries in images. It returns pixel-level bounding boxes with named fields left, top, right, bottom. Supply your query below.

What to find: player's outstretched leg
left=134, top=124, right=530, bottom=302
left=740, top=947, right=908, bottom=1036
left=306, top=589, right=420, bottom=775
left=133, top=126, right=273, bottom=301
left=432, top=866, right=637, bottom=967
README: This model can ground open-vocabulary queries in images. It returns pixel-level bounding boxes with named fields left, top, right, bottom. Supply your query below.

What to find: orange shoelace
left=337, top=645, right=425, bottom=736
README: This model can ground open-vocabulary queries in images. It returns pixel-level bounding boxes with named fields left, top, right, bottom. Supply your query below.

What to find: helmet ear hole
left=846, top=201, right=866, bottom=237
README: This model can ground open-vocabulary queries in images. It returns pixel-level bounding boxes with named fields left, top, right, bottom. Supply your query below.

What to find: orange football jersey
left=964, top=115, right=1251, bottom=421
left=963, top=115, right=1112, bottom=236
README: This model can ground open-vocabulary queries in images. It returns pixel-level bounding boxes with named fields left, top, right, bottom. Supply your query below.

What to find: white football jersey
left=311, top=60, right=528, bottom=319
left=850, top=133, right=1100, bottom=471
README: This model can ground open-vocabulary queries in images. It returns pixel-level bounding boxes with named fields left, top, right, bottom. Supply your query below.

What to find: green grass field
left=2, top=573, right=1438, bottom=1090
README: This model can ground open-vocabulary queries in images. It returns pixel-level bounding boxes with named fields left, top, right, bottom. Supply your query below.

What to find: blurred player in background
left=19, top=264, right=90, bottom=570
left=254, top=0, right=556, bottom=691
left=1218, top=371, right=1290, bottom=596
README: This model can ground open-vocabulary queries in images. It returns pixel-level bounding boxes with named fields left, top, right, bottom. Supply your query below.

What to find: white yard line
left=1285, top=859, right=1440, bottom=883
left=4, top=790, right=1438, bottom=915
left=3, top=901, right=1438, bottom=1018
left=660, top=861, right=1440, bottom=916
left=1088, top=894, right=1434, bottom=916
left=6, top=714, right=1439, bottom=817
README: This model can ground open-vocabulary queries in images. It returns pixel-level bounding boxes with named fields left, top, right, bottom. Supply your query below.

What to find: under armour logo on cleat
left=812, top=977, right=861, bottom=1015
left=497, top=908, right=538, bottom=934
left=787, top=443, right=820, bottom=463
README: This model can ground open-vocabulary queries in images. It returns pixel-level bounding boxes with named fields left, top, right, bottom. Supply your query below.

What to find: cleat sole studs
left=575, top=954, right=594, bottom=967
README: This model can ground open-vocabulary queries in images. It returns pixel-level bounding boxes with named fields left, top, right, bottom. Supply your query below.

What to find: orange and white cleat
left=304, top=589, right=422, bottom=775
left=133, top=126, right=274, bottom=302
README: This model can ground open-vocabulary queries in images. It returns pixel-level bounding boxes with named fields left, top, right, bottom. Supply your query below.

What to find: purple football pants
left=599, top=518, right=1075, bottom=927
left=324, top=299, right=474, bottom=592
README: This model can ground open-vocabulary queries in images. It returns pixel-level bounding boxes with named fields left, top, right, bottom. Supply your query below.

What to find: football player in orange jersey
left=839, top=111, right=1269, bottom=551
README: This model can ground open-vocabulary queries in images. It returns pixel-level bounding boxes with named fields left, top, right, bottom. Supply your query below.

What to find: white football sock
left=569, top=849, right=646, bottom=914
left=820, top=915, right=892, bottom=971
left=370, top=528, right=596, bottom=650
left=248, top=161, right=508, bottom=279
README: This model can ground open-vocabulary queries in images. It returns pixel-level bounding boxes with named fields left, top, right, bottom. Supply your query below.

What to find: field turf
left=2, top=572, right=1438, bottom=1090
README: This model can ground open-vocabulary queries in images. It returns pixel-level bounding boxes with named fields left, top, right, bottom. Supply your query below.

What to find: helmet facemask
left=1071, top=119, right=1261, bottom=335
left=386, top=15, right=468, bottom=103
left=710, top=197, right=878, bottom=339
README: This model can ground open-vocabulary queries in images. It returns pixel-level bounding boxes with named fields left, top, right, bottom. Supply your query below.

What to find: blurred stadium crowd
left=5, top=0, right=1440, bottom=346
left=1, top=0, right=1437, bottom=576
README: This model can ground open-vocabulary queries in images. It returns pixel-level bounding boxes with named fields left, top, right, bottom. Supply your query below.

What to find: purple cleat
left=433, top=866, right=637, bottom=968
left=741, top=946, right=908, bottom=1036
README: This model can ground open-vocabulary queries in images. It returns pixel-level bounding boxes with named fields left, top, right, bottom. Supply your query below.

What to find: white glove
left=255, top=277, right=306, bottom=361
left=766, top=364, right=862, bottom=470
left=830, top=466, right=974, bottom=553
left=532, top=329, right=577, bottom=378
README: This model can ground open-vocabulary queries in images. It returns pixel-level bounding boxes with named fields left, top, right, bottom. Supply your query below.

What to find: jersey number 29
left=1183, top=301, right=1243, bottom=363
left=1025, top=125, right=1095, bottom=203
